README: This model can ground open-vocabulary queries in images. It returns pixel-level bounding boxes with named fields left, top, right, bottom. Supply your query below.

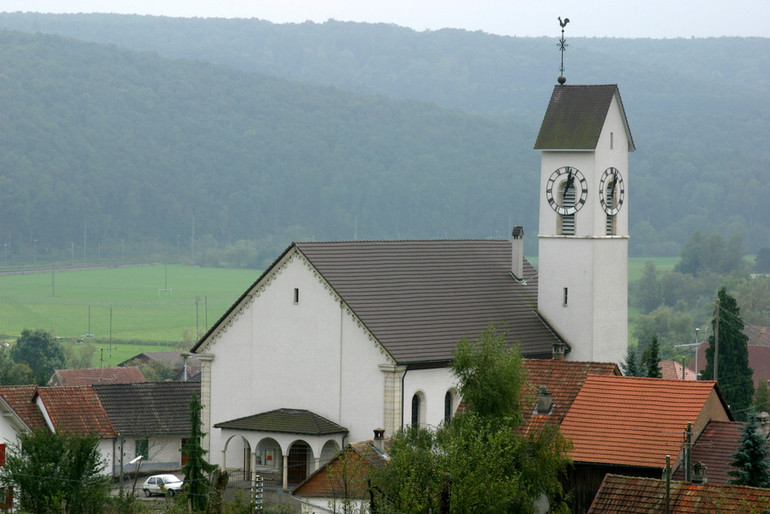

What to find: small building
left=48, top=366, right=145, bottom=386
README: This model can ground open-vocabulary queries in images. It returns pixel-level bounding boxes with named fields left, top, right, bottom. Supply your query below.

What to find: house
left=191, top=83, right=634, bottom=491
left=48, top=366, right=146, bottom=386
left=559, top=376, right=732, bottom=512
left=520, top=359, right=621, bottom=434
left=291, top=432, right=389, bottom=513
left=93, top=381, right=200, bottom=475
left=119, top=351, right=201, bottom=381
left=588, top=473, right=770, bottom=513
left=0, top=383, right=198, bottom=478
left=689, top=326, right=770, bottom=386
left=671, top=420, right=743, bottom=485
left=659, top=360, right=696, bottom=381
left=32, top=386, right=118, bottom=475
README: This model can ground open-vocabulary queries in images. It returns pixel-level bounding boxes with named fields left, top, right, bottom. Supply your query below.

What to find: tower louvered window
left=558, top=183, right=575, bottom=235
left=605, top=182, right=617, bottom=235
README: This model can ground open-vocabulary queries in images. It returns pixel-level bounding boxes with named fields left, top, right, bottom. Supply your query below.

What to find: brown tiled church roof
left=295, top=240, right=562, bottom=363
left=48, top=366, right=145, bottom=386
left=215, top=408, right=348, bottom=436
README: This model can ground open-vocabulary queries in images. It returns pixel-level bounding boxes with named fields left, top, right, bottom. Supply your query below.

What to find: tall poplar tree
left=702, top=287, right=754, bottom=420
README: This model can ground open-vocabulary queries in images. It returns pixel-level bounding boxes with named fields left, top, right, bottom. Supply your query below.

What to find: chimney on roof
left=373, top=428, right=385, bottom=452
left=552, top=341, right=566, bottom=361
left=691, top=462, right=707, bottom=484
left=511, top=226, right=524, bottom=279
left=536, top=385, right=553, bottom=414
left=757, top=412, right=770, bottom=438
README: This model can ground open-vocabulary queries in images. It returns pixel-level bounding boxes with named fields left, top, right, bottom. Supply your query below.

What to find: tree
left=181, top=394, right=216, bottom=511
left=634, top=261, right=663, bottom=313
left=755, top=247, right=770, bottom=274
left=754, top=379, right=770, bottom=413
left=621, top=348, right=642, bottom=377
left=702, top=288, right=754, bottom=420
left=674, top=230, right=747, bottom=276
left=640, top=336, right=662, bottom=378
left=370, top=326, right=571, bottom=513
left=0, top=349, right=34, bottom=385
left=728, top=412, right=770, bottom=488
left=10, top=329, right=65, bottom=385
left=0, top=428, right=110, bottom=513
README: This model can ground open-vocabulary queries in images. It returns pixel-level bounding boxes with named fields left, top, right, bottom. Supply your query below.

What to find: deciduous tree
left=10, top=329, right=65, bottom=385
left=371, top=326, right=571, bottom=513
left=0, top=428, right=110, bottom=513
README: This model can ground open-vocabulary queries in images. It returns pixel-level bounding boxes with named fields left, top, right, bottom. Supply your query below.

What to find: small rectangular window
left=563, top=287, right=569, bottom=306
left=293, top=288, right=299, bottom=304
left=610, top=132, right=614, bottom=150
left=135, top=439, right=148, bottom=459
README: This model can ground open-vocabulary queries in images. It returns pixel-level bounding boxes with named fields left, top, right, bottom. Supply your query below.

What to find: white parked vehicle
left=142, top=474, right=183, bottom=497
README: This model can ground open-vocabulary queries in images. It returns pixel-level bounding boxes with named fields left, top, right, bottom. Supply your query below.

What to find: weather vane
left=557, top=16, right=570, bottom=84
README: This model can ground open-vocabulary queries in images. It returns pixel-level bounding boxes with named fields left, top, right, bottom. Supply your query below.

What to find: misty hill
left=0, top=13, right=769, bottom=259
left=0, top=29, right=536, bottom=266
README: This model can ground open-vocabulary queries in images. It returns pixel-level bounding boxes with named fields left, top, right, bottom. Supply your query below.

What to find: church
left=191, top=82, right=633, bottom=489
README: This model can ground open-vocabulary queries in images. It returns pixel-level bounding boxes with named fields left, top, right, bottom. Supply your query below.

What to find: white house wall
left=205, top=251, right=393, bottom=457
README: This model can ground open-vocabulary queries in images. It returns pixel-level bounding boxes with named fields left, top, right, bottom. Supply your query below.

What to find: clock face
left=599, top=167, right=625, bottom=215
left=546, top=166, right=588, bottom=215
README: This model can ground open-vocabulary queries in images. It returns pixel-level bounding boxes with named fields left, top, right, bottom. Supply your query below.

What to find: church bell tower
left=534, top=84, right=634, bottom=363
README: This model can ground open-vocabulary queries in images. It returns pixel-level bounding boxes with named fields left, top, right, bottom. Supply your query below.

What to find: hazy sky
left=3, top=0, right=769, bottom=39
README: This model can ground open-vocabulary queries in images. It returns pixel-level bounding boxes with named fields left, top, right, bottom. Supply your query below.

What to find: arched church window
left=411, top=393, right=424, bottom=428
left=444, top=390, right=454, bottom=424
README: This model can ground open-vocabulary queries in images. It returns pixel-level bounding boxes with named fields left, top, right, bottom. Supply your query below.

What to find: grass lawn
left=0, top=265, right=257, bottom=348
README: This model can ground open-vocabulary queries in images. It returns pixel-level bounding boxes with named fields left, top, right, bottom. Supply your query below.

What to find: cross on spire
left=557, top=17, right=570, bottom=84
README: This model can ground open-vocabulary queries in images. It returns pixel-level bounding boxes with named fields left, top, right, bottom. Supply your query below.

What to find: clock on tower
left=534, top=84, right=635, bottom=364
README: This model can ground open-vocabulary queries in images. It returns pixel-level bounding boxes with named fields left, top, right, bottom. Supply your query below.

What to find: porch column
left=379, top=363, right=407, bottom=436
left=282, top=452, right=288, bottom=490
left=222, top=449, right=226, bottom=469
left=314, top=457, right=320, bottom=472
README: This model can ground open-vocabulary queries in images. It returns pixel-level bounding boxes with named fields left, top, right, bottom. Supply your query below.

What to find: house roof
left=194, top=239, right=566, bottom=363
left=534, top=84, right=635, bottom=151
left=34, top=386, right=117, bottom=438
left=214, top=408, right=349, bottom=436
left=672, top=420, right=743, bottom=485
left=0, top=385, right=47, bottom=431
left=659, top=361, right=697, bottom=381
left=118, top=351, right=199, bottom=370
left=690, top=340, right=770, bottom=386
left=588, top=474, right=770, bottom=513
left=560, top=376, right=729, bottom=469
left=48, top=366, right=146, bottom=386
left=292, top=439, right=389, bottom=497
left=93, top=381, right=200, bottom=436
left=747, top=325, right=770, bottom=347
left=521, top=359, right=621, bottom=433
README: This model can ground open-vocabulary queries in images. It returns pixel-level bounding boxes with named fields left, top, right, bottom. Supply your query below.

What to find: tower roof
left=534, top=84, right=635, bottom=151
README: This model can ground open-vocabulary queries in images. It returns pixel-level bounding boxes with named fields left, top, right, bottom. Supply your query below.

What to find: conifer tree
left=728, top=412, right=770, bottom=488
left=641, top=336, right=662, bottom=378
left=702, top=287, right=754, bottom=420
left=755, top=379, right=770, bottom=414
left=621, top=348, right=642, bottom=377
left=181, top=394, right=217, bottom=511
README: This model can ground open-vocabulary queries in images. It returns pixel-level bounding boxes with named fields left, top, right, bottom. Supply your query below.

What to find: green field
left=0, top=265, right=258, bottom=349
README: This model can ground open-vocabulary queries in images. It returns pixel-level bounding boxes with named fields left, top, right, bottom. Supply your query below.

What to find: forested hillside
left=0, top=29, right=535, bottom=267
left=0, top=13, right=768, bottom=262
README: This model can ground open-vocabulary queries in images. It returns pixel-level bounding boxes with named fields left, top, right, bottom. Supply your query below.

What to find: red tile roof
left=672, top=420, right=743, bottom=485
left=48, top=366, right=146, bottom=386
left=293, top=440, right=389, bottom=497
left=521, top=359, right=620, bottom=433
left=588, top=474, right=770, bottom=513
left=0, top=385, right=47, bottom=431
left=560, top=376, right=728, bottom=469
left=34, top=386, right=117, bottom=438
left=659, top=361, right=696, bottom=381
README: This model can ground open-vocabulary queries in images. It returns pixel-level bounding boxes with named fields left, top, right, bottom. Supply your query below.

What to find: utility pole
left=714, top=298, right=720, bottom=383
